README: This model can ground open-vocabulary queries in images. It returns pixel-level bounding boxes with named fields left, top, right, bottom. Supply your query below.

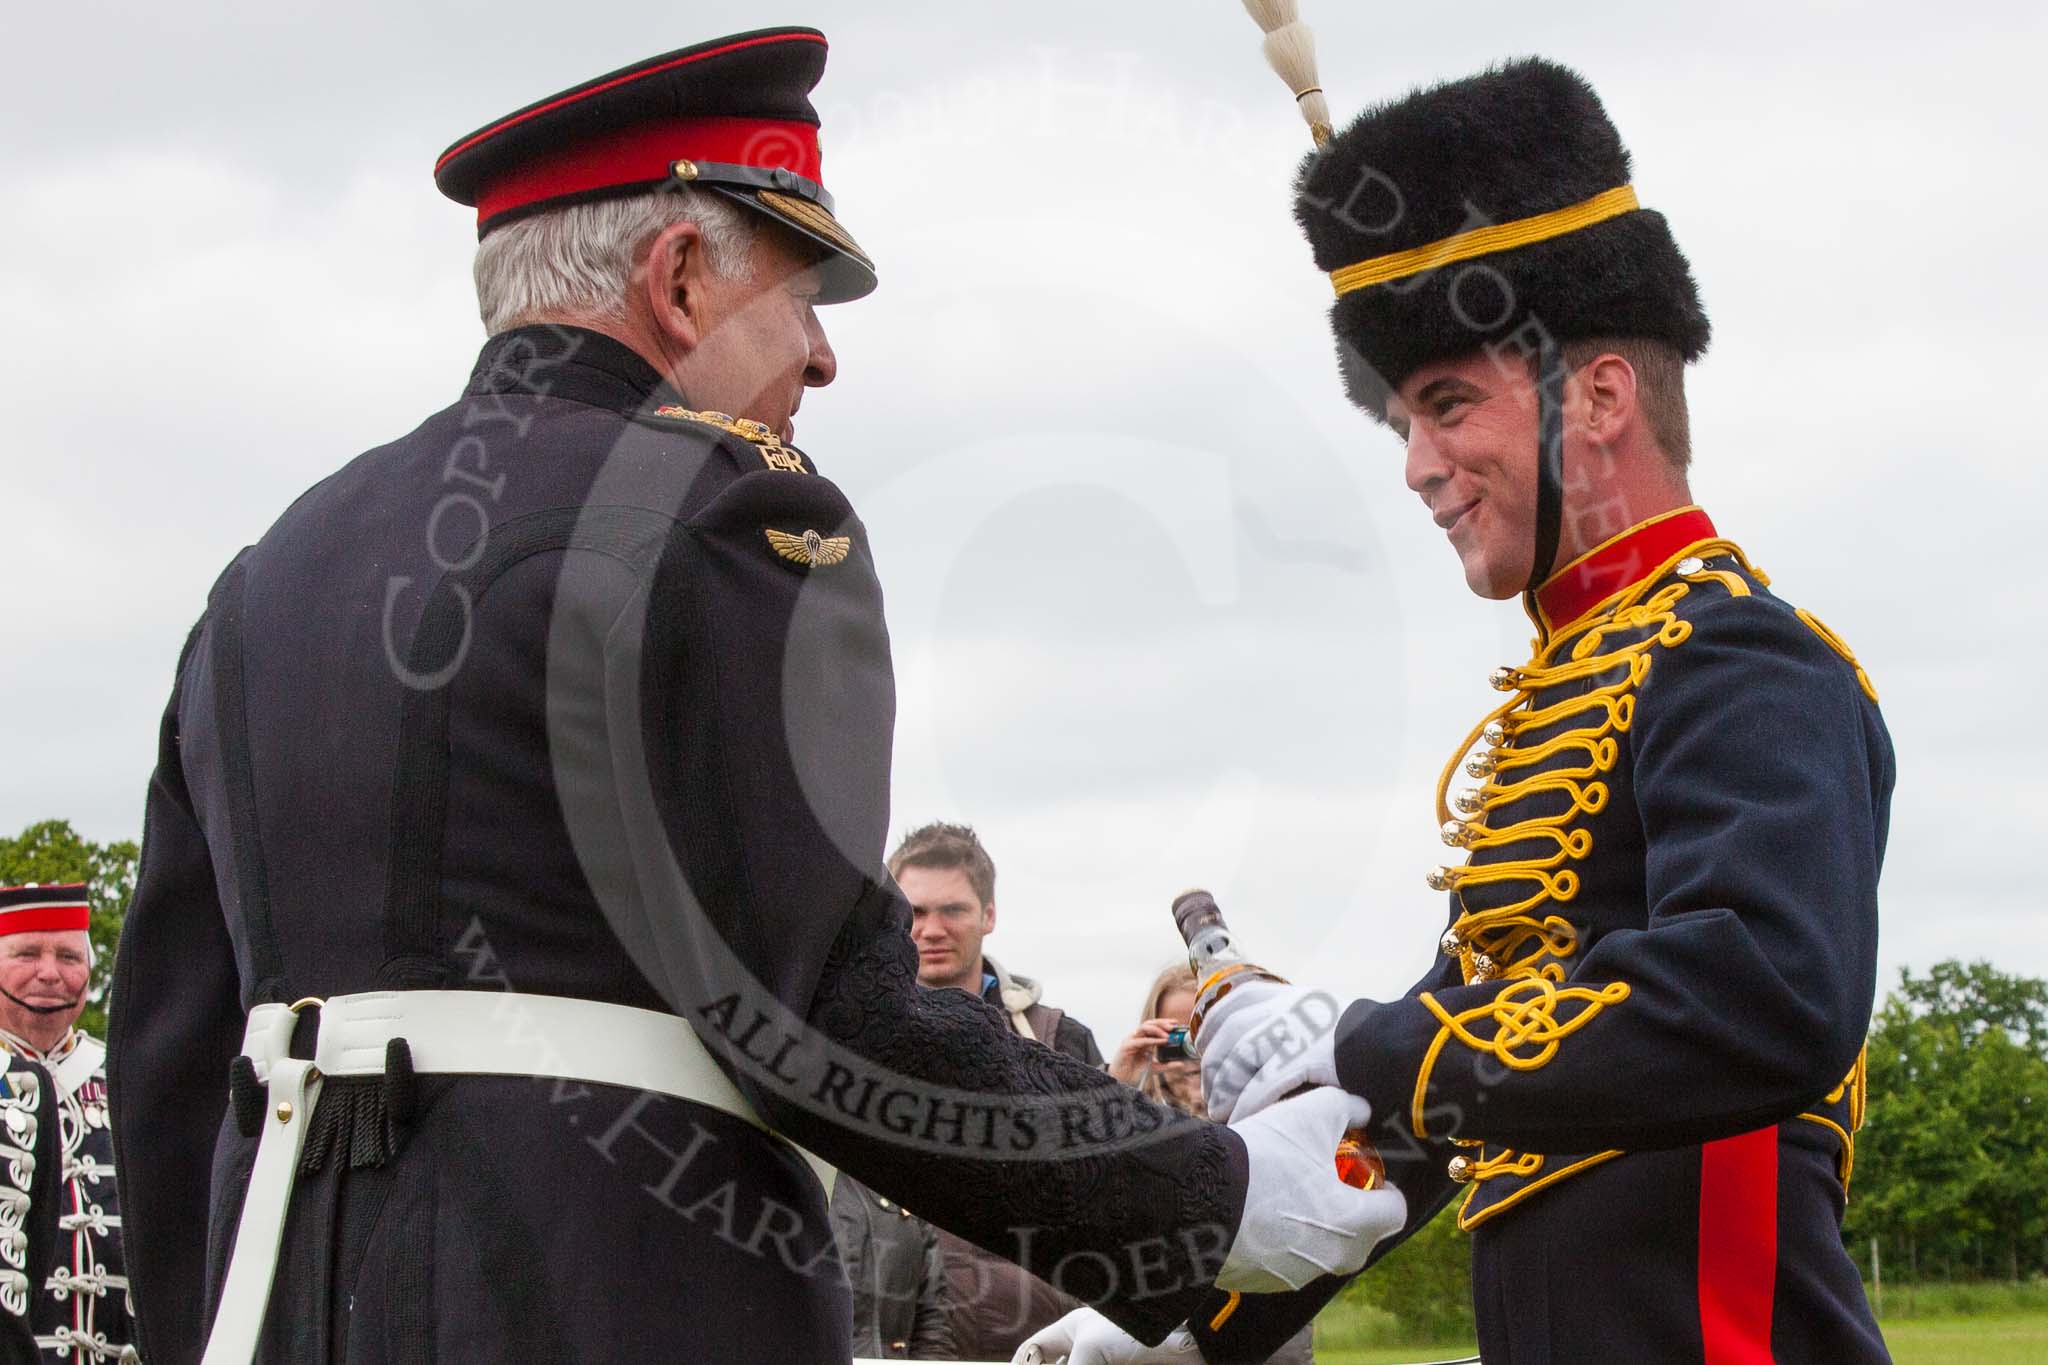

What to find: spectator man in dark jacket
left=890, top=823, right=1102, bottom=1066
left=889, top=823, right=1101, bottom=1359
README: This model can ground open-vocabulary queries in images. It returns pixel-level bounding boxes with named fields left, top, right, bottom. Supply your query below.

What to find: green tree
left=1846, top=960, right=2048, bottom=1282
left=1892, top=960, right=2048, bottom=1054
left=1338, top=1197, right=1475, bottom=1340
left=0, top=818, right=138, bottom=1038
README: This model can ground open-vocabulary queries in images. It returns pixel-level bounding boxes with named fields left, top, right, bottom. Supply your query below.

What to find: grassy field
left=1317, top=1314, right=2048, bottom=1363
left=1312, top=1280, right=2048, bottom=1363
left=1878, top=1312, right=2048, bottom=1364
left=1872, top=1280, right=2048, bottom=1364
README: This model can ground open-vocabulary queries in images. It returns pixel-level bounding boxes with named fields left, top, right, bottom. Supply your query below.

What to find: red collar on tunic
left=1530, top=506, right=1717, bottom=633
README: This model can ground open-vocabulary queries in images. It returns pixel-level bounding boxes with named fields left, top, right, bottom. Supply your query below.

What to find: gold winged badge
left=765, top=527, right=852, bottom=568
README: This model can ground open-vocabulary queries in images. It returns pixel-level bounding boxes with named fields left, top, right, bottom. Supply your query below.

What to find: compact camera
left=1153, top=1027, right=1197, bottom=1064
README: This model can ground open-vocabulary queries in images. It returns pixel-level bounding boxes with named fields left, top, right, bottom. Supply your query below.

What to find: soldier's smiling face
left=1387, top=350, right=1547, bottom=600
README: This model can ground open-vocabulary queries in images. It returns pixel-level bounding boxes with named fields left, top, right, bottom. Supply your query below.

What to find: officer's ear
left=643, top=218, right=713, bottom=352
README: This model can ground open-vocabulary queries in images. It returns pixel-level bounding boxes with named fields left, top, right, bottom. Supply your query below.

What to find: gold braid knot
left=1410, top=978, right=1633, bottom=1138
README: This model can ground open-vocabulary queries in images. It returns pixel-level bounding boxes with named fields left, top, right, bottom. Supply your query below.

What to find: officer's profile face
left=652, top=218, right=838, bottom=444
left=896, top=864, right=995, bottom=993
left=0, top=930, right=89, bottom=1029
left=1387, top=350, right=1546, bottom=600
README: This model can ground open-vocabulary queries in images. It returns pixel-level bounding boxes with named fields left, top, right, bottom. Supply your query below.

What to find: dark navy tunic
left=1193, top=507, right=1894, bottom=1364
left=108, top=326, right=1244, bottom=1363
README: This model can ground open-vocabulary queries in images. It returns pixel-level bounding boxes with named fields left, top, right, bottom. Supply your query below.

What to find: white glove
left=1011, top=1308, right=1204, bottom=1364
left=1195, top=980, right=1343, bottom=1122
left=1220, top=1088, right=1407, bottom=1292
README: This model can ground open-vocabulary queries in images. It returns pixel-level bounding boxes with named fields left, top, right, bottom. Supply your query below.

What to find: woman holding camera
left=1107, top=962, right=1317, bottom=1362
left=1106, top=963, right=1202, bottom=1111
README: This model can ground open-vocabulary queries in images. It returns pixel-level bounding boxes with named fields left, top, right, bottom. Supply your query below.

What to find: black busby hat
left=435, top=27, right=875, bottom=303
left=1293, top=58, right=1710, bottom=416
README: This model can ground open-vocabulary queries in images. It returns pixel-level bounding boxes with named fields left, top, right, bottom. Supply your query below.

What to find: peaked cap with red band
left=0, top=884, right=90, bottom=937
left=435, top=27, right=875, bottom=303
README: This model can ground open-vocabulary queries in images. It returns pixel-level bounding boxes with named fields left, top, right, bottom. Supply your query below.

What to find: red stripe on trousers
left=1698, top=1126, right=1778, bottom=1363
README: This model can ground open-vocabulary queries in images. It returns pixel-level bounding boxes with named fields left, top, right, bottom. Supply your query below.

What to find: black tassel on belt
left=299, top=1038, right=420, bottom=1174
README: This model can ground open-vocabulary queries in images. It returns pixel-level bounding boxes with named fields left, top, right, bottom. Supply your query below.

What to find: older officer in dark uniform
left=1023, top=52, right=1895, bottom=1365
left=107, top=26, right=1400, bottom=1365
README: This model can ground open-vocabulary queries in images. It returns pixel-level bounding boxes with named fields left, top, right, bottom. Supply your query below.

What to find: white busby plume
left=1241, top=0, right=1331, bottom=146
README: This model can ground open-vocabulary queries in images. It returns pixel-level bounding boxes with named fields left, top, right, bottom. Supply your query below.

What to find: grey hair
left=472, top=187, right=757, bottom=335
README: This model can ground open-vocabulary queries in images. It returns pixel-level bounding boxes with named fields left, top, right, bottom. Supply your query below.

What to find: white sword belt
left=201, top=989, right=834, bottom=1365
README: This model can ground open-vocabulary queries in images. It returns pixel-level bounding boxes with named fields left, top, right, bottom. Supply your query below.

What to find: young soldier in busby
left=1021, top=20, right=1894, bottom=1365
left=108, top=25, right=1402, bottom=1364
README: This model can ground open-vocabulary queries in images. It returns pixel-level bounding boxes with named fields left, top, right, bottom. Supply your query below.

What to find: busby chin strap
left=1527, top=335, right=1567, bottom=595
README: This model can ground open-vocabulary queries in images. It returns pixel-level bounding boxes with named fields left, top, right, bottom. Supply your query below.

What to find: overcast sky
left=3, top=0, right=2043, bottom=1043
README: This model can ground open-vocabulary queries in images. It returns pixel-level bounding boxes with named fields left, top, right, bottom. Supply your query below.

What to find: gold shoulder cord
left=1795, top=609, right=1880, bottom=703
